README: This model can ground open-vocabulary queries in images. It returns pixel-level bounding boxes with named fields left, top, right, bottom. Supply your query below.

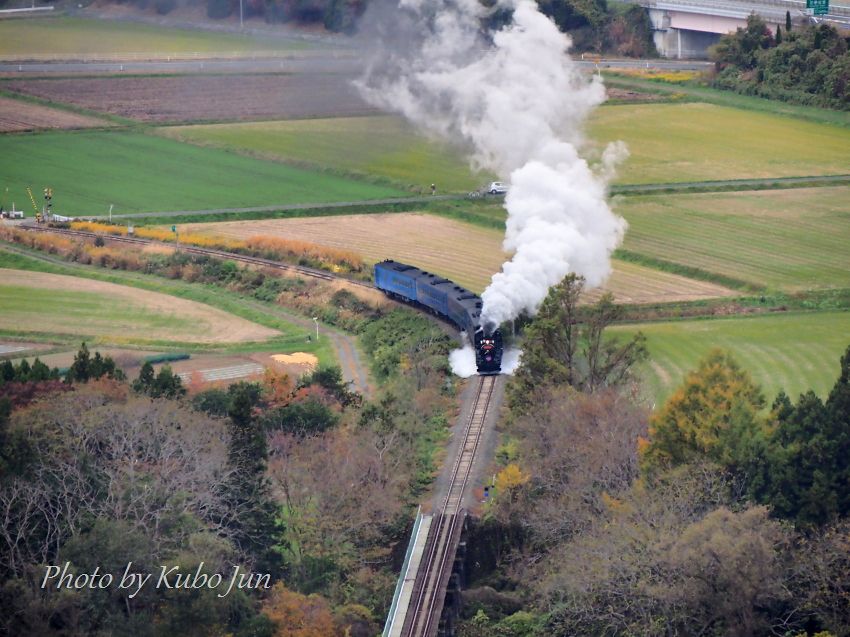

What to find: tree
left=261, top=583, right=336, bottom=637
left=133, top=363, right=185, bottom=399
left=0, top=360, right=13, bottom=384
left=664, top=506, right=790, bottom=636
left=260, top=399, right=339, bottom=436
left=510, top=274, right=646, bottom=409
left=786, top=9, right=792, bottom=32
left=711, top=13, right=775, bottom=70
left=67, top=343, right=125, bottom=383
left=224, top=383, right=282, bottom=575
left=504, top=386, right=647, bottom=544
left=640, top=349, right=767, bottom=475
left=748, top=345, right=850, bottom=525
left=776, top=25, right=782, bottom=44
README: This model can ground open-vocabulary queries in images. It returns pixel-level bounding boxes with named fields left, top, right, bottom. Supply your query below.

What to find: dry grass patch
left=181, top=213, right=736, bottom=303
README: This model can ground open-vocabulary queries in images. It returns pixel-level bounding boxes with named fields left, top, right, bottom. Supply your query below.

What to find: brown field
left=3, top=74, right=376, bottom=123
left=0, top=95, right=111, bottom=132
left=0, top=268, right=279, bottom=343
left=180, top=213, right=736, bottom=304
left=605, top=87, right=667, bottom=103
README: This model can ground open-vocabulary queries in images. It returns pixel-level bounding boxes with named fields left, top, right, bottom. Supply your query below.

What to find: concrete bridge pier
left=648, top=7, right=725, bottom=58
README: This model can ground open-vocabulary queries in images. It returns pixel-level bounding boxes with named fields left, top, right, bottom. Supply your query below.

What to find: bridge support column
left=647, top=7, right=722, bottom=59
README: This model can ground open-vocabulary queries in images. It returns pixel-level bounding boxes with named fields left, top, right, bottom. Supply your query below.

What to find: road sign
left=808, top=0, right=829, bottom=14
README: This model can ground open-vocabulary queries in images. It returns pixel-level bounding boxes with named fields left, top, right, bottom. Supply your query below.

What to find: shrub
left=155, top=0, right=176, bottom=13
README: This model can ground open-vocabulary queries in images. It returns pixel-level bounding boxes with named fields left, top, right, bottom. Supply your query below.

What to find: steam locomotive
left=374, top=260, right=503, bottom=374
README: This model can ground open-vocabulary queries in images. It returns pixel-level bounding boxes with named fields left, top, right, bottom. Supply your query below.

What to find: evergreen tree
left=776, top=25, right=782, bottom=44
left=133, top=361, right=156, bottom=394
left=749, top=345, right=850, bottom=525
left=225, top=384, right=282, bottom=575
left=786, top=10, right=791, bottom=32
left=0, top=359, right=13, bottom=384
left=67, top=342, right=91, bottom=383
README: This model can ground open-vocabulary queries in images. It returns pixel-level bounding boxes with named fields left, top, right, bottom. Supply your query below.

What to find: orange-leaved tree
left=262, top=583, right=337, bottom=637
left=640, top=349, right=768, bottom=475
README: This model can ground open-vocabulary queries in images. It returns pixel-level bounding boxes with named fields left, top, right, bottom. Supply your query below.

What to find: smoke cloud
left=357, top=0, right=626, bottom=328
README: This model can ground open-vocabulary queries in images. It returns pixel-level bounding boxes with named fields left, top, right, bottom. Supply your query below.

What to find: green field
left=166, top=105, right=850, bottom=197
left=0, top=17, right=320, bottom=58
left=588, top=102, right=850, bottom=185
left=616, top=186, right=850, bottom=291
left=0, top=269, right=282, bottom=345
left=611, top=311, right=850, bottom=406
left=0, top=131, right=406, bottom=215
left=0, top=247, right=336, bottom=362
left=163, top=116, right=490, bottom=193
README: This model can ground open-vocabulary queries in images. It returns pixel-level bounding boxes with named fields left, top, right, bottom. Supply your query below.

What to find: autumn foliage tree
left=640, top=349, right=767, bottom=475
left=262, top=583, right=336, bottom=637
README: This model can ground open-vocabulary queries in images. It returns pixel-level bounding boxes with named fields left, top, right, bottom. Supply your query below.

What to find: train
left=374, top=259, right=503, bottom=374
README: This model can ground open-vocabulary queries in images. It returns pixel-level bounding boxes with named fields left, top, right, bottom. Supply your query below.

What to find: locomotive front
left=474, top=327, right=503, bottom=374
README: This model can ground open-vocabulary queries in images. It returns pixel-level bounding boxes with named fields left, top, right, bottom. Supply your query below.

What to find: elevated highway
left=618, top=0, right=850, bottom=58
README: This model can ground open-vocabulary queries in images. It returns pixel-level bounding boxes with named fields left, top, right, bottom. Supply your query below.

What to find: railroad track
left=402, top=374, right=497, bottom=637
left=17, top=225, right=373, bottom=289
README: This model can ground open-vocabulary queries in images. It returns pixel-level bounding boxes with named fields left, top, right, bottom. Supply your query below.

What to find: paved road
left=85, top=194, right=460, bottom=220
left=0, top=54, right=364, bottom=75
left=0, top=56, right=711, bottom=74
left=70, top=174, right=848, bottom=222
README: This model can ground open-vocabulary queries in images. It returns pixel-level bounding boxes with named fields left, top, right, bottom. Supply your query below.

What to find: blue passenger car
left=373, top=259, right=502, bottom=374
left=415, top=274, right=453, bottom=316
left=373, top=260, right=420, bottom=302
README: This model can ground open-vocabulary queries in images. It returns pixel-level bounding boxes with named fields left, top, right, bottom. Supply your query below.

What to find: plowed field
left=3, top=74, right=375, bottom=123
left=0, top=96, right=111, bottom=132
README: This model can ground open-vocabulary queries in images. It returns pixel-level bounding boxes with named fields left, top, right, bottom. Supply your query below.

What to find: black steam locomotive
left=374, top=260, right=503, bottom=374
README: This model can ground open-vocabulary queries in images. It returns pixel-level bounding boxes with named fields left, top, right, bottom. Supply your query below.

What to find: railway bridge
left=383, top=375, right=501, bottom=637
left=12, top=223, right=507, bottom=635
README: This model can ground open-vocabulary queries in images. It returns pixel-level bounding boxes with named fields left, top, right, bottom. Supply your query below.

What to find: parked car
left=487, top=181, right=508, bottom=195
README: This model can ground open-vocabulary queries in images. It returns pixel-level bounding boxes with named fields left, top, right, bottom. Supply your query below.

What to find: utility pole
left=312, top=317, right=319, bottom=341
left=43, top=187, right=52, bottom=220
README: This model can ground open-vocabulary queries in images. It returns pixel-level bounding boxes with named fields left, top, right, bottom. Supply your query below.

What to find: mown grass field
left=0, top=17, right=319, bottom=58
left=0, top=131, right=406, bottom=215
left=588, top=102, right=850, bottom=184
left=180, top=212, right=736, bottom=303
left=611, top=311, right=850, bottom=407
left=0, top=247, right=337, bottom=362
left=616, top=186, right=850, bottom=291
left=163, top=116, right=489, bottom=193
left=0, top=267, right=279, bottom=344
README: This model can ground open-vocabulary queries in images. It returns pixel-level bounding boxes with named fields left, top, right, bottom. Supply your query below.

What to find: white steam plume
left=357, top=0, right=626, bottom=328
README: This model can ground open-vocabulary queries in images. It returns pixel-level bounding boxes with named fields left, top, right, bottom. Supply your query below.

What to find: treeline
left=102, top=0, right=655, bottom=53
left=459, top=275, right=850, bottom=636
left=710, top=15, right=850, bottom=110
left=1, top=281, right=458, bottom=634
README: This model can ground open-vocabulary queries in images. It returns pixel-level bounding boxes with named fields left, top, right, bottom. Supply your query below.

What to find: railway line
left=13, top=223, right=501, bottom=634
left=388, top=374, right=498, bottom=637
left=17, top=224, right=374, bottom=289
